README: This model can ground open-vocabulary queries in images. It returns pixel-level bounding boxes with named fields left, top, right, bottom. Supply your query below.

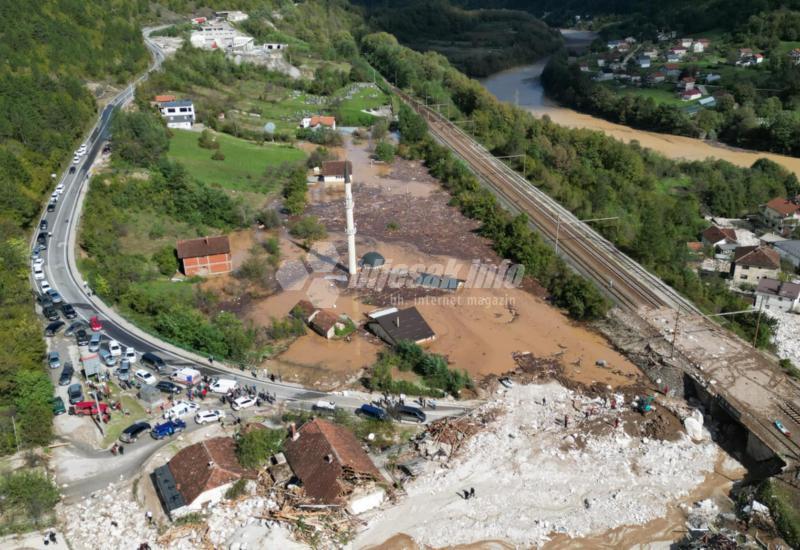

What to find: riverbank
left=480, top=59, right=800, bottom=178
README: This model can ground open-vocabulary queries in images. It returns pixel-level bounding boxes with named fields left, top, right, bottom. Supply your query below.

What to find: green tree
left=236, top=428, right=285, bottom=469
left=398, top=103, right=427, bottom=143
left=111, top=110, right=169, bottom=167
left=289, top=216, right=327, bottom=243
left=152, top=246, right=179, bottom=276
left=374, top=141, right=395, bottom=162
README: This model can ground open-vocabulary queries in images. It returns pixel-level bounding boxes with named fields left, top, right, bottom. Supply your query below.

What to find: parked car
left=124, top=347, right=137, bottom=363
left=357, top=404, right=389, bottom=421
left=231, top=396, right=257, bottom=411
left=89, top=316, right=102, bottom=332
left=67, top=383, right=83, bottom=404
left=46, top=289, right=63, bottom=304
left=37, top=232, right=48, bottom=249
left=65, top=320, right=87, bottom=336
left=48, top=351, right=61, bottom=370
left=70, top=401, right=109, bottom=417
left=155, top=380, right=181, bottom=395
left=313, top=400, right=337, bottom=412
left=134, top=369, right=157, bottom=385
left=75, top=329, right=90, bottom=346
left=55, top=183, right=64, bottom=194
left=39, top=219, right=48, bottom=231
left=163, top=400, right=199, bottom=419
left=88, top=332, right=101, bottom=352
left=150, top=419, right=187, bottom=440
left=141, top=352, right=166, bottom=372
left=68, top=165, right=76, bottom=174
left=99, top=348, right=117, bottom=367
left=33, top=265, right=45, bottom=280
left=32, top=257, right=44, bottom=268
left=52, top=396, right=66, bottom=416
left=499, top=377, right=514, bottom=389
left=195, top=409, right=225, bottom=424
left=117, top=360, right=131, bottom=382
left=61, top=303, right=77, bottom=319
left=40, top=280, right=51, bottom=293
left=775, top=419, right=791, bottom=438
left=59, top=362, right=74, bottom=386
left=107, top=339, right=122, bottom=357
left=172, top=367, right=201, bottom=385
left=37, top=293, right=53, bottom=308
left=395, top=404, right=426, bottom=423
left=45, top=320, right=65, bottom=337
left=42, top=305, right=60, bottom=321
left=209, top=378, right=237, bottom=394
left=47, top=201, right=56, bottom=212
left=119, top=421, right=151, bottom=444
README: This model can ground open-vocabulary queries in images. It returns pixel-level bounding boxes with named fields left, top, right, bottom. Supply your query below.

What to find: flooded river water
left=480, top=32, right=800, bottom=177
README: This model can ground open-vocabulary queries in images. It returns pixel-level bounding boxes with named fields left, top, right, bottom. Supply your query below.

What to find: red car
left=89, top=315, right=102, bottom=332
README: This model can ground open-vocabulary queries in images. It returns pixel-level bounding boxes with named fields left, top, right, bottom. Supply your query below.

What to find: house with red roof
left=730, top=245, right=782, bottom=284
left=763, top=197, right=800, bottom=234
left=301, top=115, right=336, bottom=130
left=176, top=236, right=232, bottom=277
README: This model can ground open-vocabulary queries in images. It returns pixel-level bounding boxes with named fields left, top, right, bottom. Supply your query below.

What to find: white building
left=215, top=10, right=249, bottom=23
left=730, top=245, right=782, bottom=284
left=159, top=100, right=195, bottom=130
left=153, top=437, right=254, bottom=519
left=755, top=278, right=800, bottom=313
left=190, top=21, right=254, bottom=52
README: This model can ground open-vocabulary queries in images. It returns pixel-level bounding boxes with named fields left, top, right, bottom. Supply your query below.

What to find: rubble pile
left=355, top=382, right=718, bottom=548
left=58, top=482, right=158, bottom=550
left=767, top=309, right=800, bottom=367
left=421, top=409, right=499, bottom=458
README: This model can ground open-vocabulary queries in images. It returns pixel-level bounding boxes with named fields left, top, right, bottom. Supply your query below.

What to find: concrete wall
left=732, top=264, right=779, bottom=284
left=183, top=253, right=232, bottom=276
left=171, top=482, right=233, bottom=519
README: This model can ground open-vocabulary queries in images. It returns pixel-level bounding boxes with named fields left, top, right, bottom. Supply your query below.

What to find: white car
left=134, top=369, right=157, bottom=385
left=164, top=400, right=199, bottom=419
left=33, top=265, right=45, bottom=280
left=55, top=183, right=65, bottom=194
left=108, top=339, right=122, bottom=357
left=40, top=279, right=51, bottom=292
left=195, top=409, right=226, bottom=424
left=209, top=378, right=238, bottom=394
left=32, top=257, right=44, bottom=268
left=72, top=156, right=80, bottom=165
left=124, top=347, right=138, bottom=363
left=50, top=191, right=59, bottom=201
left=231, top=396, right=257, bottom=411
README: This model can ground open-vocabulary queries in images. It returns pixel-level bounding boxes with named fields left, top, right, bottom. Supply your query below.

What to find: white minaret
left=344, top=162, right=357, bottom=274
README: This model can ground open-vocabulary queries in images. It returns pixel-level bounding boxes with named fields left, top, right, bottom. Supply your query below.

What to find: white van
left=163, top=400, right=199, bottom=419
left=172, top=367, right=202, bottom=386
left=209, top=378, right=237, bottom=394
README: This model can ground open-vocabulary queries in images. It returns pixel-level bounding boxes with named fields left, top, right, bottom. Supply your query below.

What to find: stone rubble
left=767, top=309, right=800, bottom=367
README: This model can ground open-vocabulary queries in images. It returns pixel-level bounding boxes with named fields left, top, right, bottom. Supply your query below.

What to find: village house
left=755, top=278, right=800, bottom=313
left=667, top=53, right=682, bottom=64
left=176, top=235, right=232, bottom=277
left=215, top=10, right=249, bottom=22
left=301, top=115, right=336, bottom=130
left=158, top=99, right=195, bottom=130
left=763, top=197, right=800, bottom=234
left=664, top=63, right=681, bottom=78
left=678, top=76, right=696, bottom=90
left=190, top=21, right=254, bottom=52
left=698, top=96, right=716, bottom=108
left=638, top=56, right=651, bottom=69
left=790, top=48, right=800, bottom=65
left=681, top=89, right=702, bottom=101
left=153, top=437, right=255, bottom=519
left=283, top=418, right=385, bottom=514
left=774, top=240, right=800, bottom=268
left=319, top=160, right=353, bottom=184
left=648, top=72, right=666, bottom=84
left=670, top=46, right=687, bottom=58
left=579, top=63, right=590, bottom=72
left=366, top=307, right=436, bottom=346
left=679, top=38, right=693, bottom=48
left=730, top=245, right=782, bottom=284
left=293, top=300, right=351, bottom=339
left=705, top=73, right=721, bottom=83
left=643, top=49, right=659, bottom=59
left=701, top=226, right=738, bottom=253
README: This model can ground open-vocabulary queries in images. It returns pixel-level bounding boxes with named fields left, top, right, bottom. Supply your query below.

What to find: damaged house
left=284, top=419, right=385, bottom=514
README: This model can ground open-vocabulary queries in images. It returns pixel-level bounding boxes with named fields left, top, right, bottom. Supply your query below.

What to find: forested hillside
left=355, top=0, right=562, bottom=76
left=0, top=0, right=150, bottom=453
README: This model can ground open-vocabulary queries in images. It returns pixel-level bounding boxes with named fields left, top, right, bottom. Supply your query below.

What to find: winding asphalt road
left=34, top=30, right=474, bottom=500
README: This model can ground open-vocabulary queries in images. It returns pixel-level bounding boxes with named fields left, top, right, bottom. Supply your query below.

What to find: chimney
left=204, top=236, right=209, bottom=245
left=289, top=422, right=299, bottom=441
left=324, top=454, right=333, bottom=463
left=208, top=460, right=215, bottom=468
left=395, top=315, right=400, bottom=328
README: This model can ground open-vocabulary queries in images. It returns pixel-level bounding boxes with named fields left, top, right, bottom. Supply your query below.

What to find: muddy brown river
left=480, top=31, right=800, bottom=177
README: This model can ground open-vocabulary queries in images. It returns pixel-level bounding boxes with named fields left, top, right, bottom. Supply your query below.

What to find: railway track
left=395, top=88, right=702, bottom=314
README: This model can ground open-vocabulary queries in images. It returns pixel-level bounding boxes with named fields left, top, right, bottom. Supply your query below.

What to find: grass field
left=168, top=129, right=305, bottom=192
left=333, top=84, right=391, bottom=126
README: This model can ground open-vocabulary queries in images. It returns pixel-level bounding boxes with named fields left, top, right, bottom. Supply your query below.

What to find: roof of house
left=775, top=240, right=800, bottom=258
left=756, top=278, right=800, bottom=300
left=310, top=310, right=342, bottom=335
left=292, top=299, right=317, bottom=320
left=687, top=241, right=704, bottom=252
left=308, top=115, right=336, bottom=127
left=155, top=94, right=177, bottom=103
left=369, top=307, right=436, bottom=345
left=732, top=245, right=781, bottom=269
left=765, top=198, right=800, bottom=216
left=321, top=161, right=353, bottom=179
left=702, top=226, right=737, bottom=244
left=176, top=236, right=230, bottom=259
left=161, top=99, right=194, bottom=108
left=284, top=418, right=380, bottom=504
left=166, top=437, right=254, bottom=507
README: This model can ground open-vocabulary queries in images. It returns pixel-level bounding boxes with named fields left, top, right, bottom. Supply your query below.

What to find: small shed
left=366, top=307, right=436, bottom=346
left=138, top=384, right=164, bottom=407
left=361, top=251, right=385, bottom=268
left=81, top=354, right=102, bottom=378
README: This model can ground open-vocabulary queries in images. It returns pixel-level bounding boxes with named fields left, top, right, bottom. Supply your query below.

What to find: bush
left=235, top=428, right=285, bottom=469
left=375, top=140, right=395, bottom=163
left=198, top=129, right=220, bottom=149
left=257, top=208, right=281, bottom=229
left=288, top=216, right=327, bottom=243
left=211, top=150, right=225, bottom=161
left=268, top=316, right=306, bottom=340
left=152, top=246, right=179, bottom=276
left=306, top=146, right=334, bottom=169
left=0, top=471, right=59, bottom=532
left=225, top=478, right=248, bottom=500
left=111, top=110, right=170, bottom=167
left=367, top=341, right=470, bottom=397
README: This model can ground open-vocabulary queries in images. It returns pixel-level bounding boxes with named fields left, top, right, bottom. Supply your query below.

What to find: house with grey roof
left=774, top=239, right=800, bottom=268
left=159, top=99, right=196, bottom=130
left=755, top=278, right=800, bottom=313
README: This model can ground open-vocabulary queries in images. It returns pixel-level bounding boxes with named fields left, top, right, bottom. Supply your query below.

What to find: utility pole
left=670, top=308, right=681, bottom=358
left=752, top=300, right=764, bottom=347
left=554, top=216, right=619, bottom=257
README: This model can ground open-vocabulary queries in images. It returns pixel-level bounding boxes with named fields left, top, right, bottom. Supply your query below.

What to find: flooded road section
left=480, top=33, right=800, bottom=177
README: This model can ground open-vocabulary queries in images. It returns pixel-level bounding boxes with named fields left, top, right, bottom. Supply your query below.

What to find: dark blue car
left=357, top=404, right=390, bottom=421
left=150, top=419, right=186, bottom=440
